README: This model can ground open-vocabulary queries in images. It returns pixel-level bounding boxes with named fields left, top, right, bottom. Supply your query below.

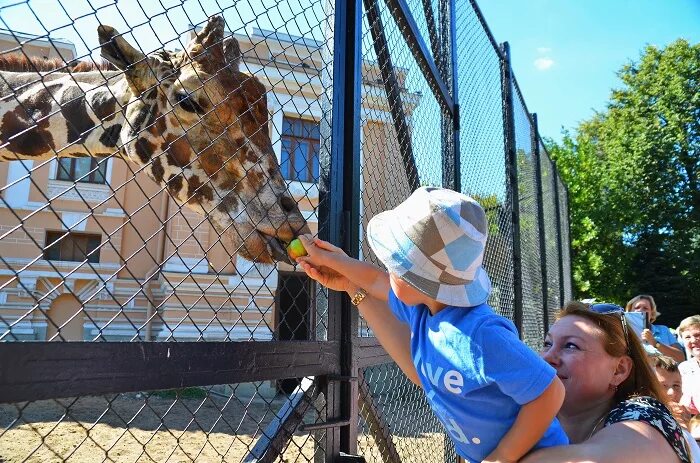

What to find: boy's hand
left=295, top=235, right=352, bottom=293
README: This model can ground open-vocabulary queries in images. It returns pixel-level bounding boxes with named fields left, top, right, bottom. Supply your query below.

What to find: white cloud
left=534, top=57, right=554, bottom=71
left=537, top=47, right=552, bottom=54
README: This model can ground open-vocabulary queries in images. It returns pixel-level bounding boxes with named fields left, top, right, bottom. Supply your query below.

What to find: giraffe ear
left=223, top=37, right=241, bottom=71
left=97, top=25, right=146, bottom=71
left=194, top=16, right=225, bottom=57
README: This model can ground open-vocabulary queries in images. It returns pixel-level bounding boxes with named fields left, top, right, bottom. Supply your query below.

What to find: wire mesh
left=511, top=80, right=543, bottom=349
left=358, top=364, right=457, bottom=463
left=557, top=175, right=573, bottom=303
left=0, top=381, right=327, bottom=462
left=539, top=145, right=562, bottom=321
left=1, top=0, right=332, bottom=461
left=454, top=0, right=513, bottom=320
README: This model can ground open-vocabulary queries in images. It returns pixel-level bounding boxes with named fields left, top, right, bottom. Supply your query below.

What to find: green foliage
left=546, top=39, right=700, bottom=325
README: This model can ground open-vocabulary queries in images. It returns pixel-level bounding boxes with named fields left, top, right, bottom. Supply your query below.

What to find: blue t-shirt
left=388, top=289, right=568, bottom=462
left=652, top=324, right=684, bottom=351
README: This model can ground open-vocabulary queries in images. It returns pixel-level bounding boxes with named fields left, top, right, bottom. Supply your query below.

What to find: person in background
left=521, top=302, right=691, bottom=462
left=626, top=295, right=685, bottom=362
left=651, top=355, right=700, bottom=459
left=678, top=315, right=700, bottom=419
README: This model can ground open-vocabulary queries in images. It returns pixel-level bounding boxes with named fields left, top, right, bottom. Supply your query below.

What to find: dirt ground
left=0, top=394, right=446, bottom=463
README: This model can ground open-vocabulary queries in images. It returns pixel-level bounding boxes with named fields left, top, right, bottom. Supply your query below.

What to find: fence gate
left=0, top=0, right=572, bottom=461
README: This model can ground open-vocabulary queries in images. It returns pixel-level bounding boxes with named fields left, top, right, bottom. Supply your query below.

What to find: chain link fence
left=0, top=0, right=572, bottom=461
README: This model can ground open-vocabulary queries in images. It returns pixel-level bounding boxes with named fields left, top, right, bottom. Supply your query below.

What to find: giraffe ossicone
left=0, top=15, right=309, bottom=265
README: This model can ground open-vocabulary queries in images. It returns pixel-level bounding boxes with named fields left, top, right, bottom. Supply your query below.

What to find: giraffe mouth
left=260, top=232, right=293, bottom=264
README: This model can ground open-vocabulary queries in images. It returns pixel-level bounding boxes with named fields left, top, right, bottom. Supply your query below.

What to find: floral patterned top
left=604, top=396, right=690, bottom=463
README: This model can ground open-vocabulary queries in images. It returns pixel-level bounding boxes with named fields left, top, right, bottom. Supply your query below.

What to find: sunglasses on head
left=589, top=303, right=632, bottom=356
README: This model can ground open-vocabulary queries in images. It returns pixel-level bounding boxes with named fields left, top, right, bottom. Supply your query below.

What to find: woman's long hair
left=558, top=302, right=668, bottom=407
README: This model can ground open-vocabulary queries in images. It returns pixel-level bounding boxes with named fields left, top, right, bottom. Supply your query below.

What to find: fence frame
left=0, top=0, right=573, bottom=461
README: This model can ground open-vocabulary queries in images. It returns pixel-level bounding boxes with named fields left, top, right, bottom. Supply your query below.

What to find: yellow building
left=0, top=27, right=418, bottom=342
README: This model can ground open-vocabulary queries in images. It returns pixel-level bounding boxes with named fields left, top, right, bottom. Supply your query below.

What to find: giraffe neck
left=0, top=70, right=131, bottom=162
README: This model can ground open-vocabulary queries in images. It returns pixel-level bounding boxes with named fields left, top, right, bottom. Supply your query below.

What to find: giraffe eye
left=174, top=91, right=205, bottom=114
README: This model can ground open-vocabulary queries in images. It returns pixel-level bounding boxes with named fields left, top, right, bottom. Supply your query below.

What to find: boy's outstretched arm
left=296, top=235, right=390, bottom=301
left=483, top=376, right=565, bottom=463
left=295, top=235, right=420, bottom=386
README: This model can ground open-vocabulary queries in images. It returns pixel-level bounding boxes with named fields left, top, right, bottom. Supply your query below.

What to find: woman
left=678, top=315, right=700, bottom=418
left=522, top=302, right=690, bottom=462
left=626, top=294, right=685, bottom=362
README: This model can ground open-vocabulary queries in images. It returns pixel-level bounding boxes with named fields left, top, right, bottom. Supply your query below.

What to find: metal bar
left=325, top=0, right=363, bottom=455
left=532, top=113, right=549, bottom=330
left=0, top=341, right=340, bottom=404
left=357, top=370, right=402, bottom=463
left=356, top=336, right=392, bottom=368
left=300, top=418, right=352, bottom=432
left=553, top=170, right=566, bottom=306
left=383, top=0, right=454, bottom=114
left=449, top=0, right=460, bottom=192
left=365, top=0, right=421, bottom=192
left=244, top=376, right=317, bottom=463
left=468, top=0, right=505, bottom=61
left=421, top=0, right=441, bottom=72
left=500, top=42, right=523, bottom=335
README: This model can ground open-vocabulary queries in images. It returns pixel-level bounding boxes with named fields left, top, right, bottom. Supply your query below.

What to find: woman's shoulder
left=606, top=396, right=690, bottom=462
left=679, top=360, right=699, bottom=374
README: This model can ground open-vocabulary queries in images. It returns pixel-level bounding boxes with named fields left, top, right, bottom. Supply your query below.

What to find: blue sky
left=477, top=0, right=700, bottom=141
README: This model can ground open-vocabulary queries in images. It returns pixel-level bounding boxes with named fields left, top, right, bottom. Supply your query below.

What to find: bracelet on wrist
left=350, top=288, right=367, bottom=306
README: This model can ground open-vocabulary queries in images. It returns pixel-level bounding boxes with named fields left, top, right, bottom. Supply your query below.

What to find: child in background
left=651, top=355, right=700, bottom=459
left=295, top=187, right=568, bottom=463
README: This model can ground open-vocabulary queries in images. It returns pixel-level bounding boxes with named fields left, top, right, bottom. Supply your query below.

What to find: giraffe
left=0, top=16, right=309, bottom=265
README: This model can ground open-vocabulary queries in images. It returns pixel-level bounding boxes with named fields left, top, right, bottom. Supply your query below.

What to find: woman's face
left=681, top=325, right=700, bottom=360
left=630, top=298, right=655, bottom=323
left=541, top=315, right=624, bottom=413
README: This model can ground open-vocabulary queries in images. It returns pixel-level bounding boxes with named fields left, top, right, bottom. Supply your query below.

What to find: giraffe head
left=98, top=16, right=309, bottom=264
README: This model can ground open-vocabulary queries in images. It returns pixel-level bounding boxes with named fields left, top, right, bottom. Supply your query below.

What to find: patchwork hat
left=366, top=186, right=491, bottom=307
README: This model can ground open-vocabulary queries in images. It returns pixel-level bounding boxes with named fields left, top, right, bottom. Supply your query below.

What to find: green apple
left=287, top=238, right=308, bottom=260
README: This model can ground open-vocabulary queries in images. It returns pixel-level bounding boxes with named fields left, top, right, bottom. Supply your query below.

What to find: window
left=280, top=117, right=320, bottom=183
left=56, top=158, right=107, bottom=184
left=44, top=231, right=101, bottom=263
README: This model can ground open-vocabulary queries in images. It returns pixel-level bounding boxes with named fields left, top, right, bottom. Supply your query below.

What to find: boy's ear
left=97, top=25, right=146, bottom=71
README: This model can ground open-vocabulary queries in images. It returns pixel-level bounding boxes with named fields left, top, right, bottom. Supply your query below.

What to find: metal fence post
left=531, top=113, right=549, bottom=330
left=500, top=42, right=523, bottom=335
left=321, top=0, right=363, bottom=458
left=449, top=0, right=460, bottom=192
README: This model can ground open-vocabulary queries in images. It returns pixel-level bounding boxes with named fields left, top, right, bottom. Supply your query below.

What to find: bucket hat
left=366, top=186, right=491, bottom=307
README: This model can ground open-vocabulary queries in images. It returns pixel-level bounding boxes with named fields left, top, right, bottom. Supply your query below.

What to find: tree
left=546, top=39, right=699, bottom=326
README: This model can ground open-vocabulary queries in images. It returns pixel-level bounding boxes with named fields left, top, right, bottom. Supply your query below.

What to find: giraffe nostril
left=279, top=196, right=297, bottom=213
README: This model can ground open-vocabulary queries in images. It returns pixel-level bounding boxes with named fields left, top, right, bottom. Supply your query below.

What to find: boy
left=651, top=355, right=700, bottom=459
left=296, top=187, right=567, bottom=463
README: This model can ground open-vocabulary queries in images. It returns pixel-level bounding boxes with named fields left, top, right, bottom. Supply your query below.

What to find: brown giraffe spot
left=216, top=195, right=239, bottom=214
left=186, top=175, right=214, bottom=205
left=61, top=86, right=99, bottom=144
left=239, top=145, right=260, bottom=164
left=90, top=91, right=117, bottom=122
left=0, top=99, right=54, bottom=156
left=237, top=168, right=262, bottom=194
left=161, top=134, right=191, bottom=168
left=99, top=124, right=122, bottom=148
left=134, top=137, right=156, bottom=163
left=199, top=147, right=224, bottom=179
left=151, top=157, right=165, bottom=184
left=166, top=174, right=183, bottom=196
